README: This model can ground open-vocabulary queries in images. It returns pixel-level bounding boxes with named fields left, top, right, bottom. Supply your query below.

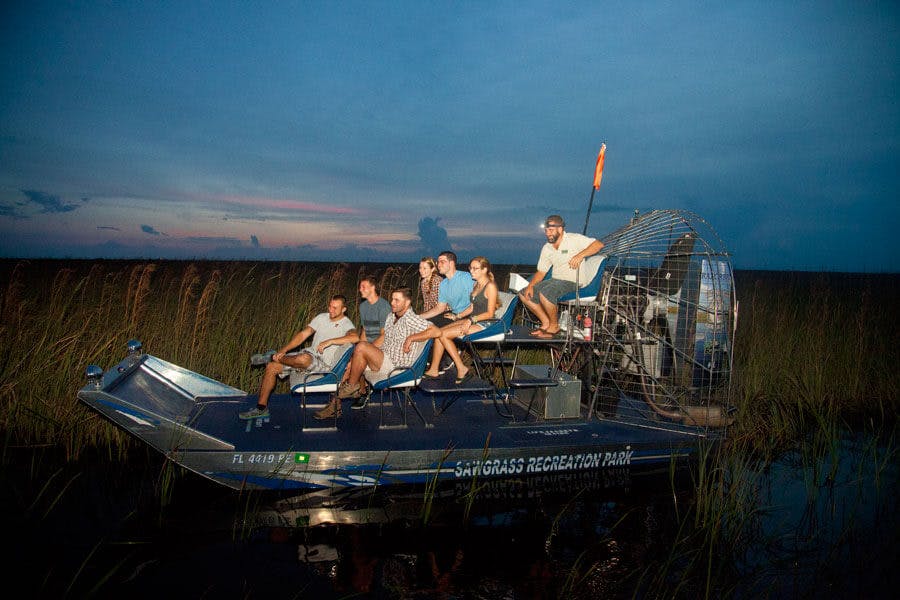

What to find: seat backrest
left=463, top=291, right=518, bottom=343
left=558, top=254, right=607, bottom=302
left=290, top=343, right=354, bottom=394
left=372, top=339, right=433, bottom=391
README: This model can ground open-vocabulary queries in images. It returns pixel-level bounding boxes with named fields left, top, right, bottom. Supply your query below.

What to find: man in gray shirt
left=357, top=276, right=391, bottom=342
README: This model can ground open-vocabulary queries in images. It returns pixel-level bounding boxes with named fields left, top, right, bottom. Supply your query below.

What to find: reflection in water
left=6, top=434, right=898, bottom=597
left=737, top=432, right=900, bottom=598
left=247, top=466, right=688, bottom=598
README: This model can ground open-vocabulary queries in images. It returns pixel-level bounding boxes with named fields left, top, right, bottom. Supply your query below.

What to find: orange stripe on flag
left=593, top=143, right=606, bottom=190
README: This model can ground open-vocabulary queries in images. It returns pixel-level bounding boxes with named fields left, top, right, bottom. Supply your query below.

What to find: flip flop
left=421, top=372, right=440, bottom=380
left=454, top=370, right=474, bottom=385
left=529, top=328, right=548, bottom=337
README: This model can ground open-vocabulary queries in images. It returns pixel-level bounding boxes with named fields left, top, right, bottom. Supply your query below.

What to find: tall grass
left=0, top=259, right=426, bottom=459
left=729, top=271, right=899, bottom=449
left=0, top=262, right=896, bottom=461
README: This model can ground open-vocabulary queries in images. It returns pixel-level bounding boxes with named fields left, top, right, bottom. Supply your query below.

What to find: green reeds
left=729, top=271, right=899, bottom=450
left=0, top=260, right=386, bottom=458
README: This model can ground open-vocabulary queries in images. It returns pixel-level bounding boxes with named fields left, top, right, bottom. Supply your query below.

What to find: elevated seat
left=370, top=339, right=434, bottom=429
left=557, top=254, right=606, bottom=304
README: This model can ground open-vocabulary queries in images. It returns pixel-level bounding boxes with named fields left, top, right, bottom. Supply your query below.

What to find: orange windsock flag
left=593, top=143, right=606, bottom=189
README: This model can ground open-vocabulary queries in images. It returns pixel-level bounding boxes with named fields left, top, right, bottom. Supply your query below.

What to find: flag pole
left=582, top=143, right=606, bottom=235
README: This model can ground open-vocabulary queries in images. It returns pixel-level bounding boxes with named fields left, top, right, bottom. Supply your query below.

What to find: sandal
left=454, top=370, right=474, bottom=385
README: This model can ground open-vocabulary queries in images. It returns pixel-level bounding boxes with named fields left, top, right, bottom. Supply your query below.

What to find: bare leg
left=345, top=342, right=384, bottom=386
left=440, top=328, right=469, bottom=380
left=427, top=338, right=446, bottom=376
left=258, top=353, right=312, bottom=407
left=538, top=293, right=561, bottom=333
left=519, top=291, right=550, bottom=331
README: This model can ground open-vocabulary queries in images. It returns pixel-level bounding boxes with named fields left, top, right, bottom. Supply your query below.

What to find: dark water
left=3, top=432, right=898, bottom=598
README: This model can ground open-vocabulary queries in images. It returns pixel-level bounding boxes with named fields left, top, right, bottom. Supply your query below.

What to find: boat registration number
left=231, top=453, right=305, bottom=465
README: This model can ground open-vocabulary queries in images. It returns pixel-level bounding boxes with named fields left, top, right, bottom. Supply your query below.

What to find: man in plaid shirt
left=317, top=287, right=440, bottom=417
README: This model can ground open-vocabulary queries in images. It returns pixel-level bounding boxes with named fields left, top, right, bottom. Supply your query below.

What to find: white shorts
left=364, top=354, right=396, bottom=385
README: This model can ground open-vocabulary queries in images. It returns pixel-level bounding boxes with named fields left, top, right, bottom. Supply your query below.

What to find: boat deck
left=190, top=372, right=689, bottom=454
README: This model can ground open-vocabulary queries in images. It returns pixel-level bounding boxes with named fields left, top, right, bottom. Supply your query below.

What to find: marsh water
left=4, top=430, right=897, bottom=598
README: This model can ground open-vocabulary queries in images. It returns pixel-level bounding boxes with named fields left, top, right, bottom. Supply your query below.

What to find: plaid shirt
left=381, top=309, right=430, bottom=367
left=420, top=274, right=442, bottom=312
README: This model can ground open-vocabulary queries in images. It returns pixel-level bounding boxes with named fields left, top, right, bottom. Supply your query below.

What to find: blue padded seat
left=461, top=291, right=518, bottom=344
left=557, top=254, right=606, bottom=303
left=289, top=343, right=355, bottom=396
left=370, top=339, right=434, bottom=428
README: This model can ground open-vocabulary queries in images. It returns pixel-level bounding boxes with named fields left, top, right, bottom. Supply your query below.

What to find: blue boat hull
left=78, top=353, right=712, bottom=491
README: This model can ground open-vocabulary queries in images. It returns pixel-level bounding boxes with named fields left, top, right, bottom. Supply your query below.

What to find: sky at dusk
left=1, top=1, right=898, bottom=271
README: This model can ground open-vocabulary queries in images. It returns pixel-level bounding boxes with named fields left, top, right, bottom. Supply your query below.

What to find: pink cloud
left=219, top=195, right=360, bottom=215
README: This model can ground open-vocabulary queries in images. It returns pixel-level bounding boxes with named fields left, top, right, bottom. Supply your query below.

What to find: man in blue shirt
left=418, top=250, right=473, bottom=372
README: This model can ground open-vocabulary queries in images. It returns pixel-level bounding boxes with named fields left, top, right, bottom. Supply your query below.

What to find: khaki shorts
left=364, top=354, right=396, bottom=385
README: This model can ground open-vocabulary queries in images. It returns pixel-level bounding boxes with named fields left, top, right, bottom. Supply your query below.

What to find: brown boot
left=313, top=397, right=342, bottom=420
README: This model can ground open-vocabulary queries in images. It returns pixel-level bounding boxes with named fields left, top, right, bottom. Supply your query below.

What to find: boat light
left=85, top=365, right=104, bottom=388
left=127, top=339, right=143, bottom=356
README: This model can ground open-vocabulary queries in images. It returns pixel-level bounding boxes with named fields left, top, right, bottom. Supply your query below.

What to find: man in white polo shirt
left=520, top=215, right=604, bottom=338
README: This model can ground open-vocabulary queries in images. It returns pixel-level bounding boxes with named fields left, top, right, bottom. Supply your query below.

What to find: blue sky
left=1, top=1, right=898, bottom=271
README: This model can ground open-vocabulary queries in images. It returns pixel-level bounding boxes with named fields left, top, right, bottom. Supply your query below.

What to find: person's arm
left=274, top=326, right=314, bottom=361
left=402, top=324, right=441, bottom=354
left=316, top=330, right=359, bottom=354
left=567, top=239, right=605, bottom=269
left=447, top=303, right=473, bottom=321
left=372, top=330, right=386, bottom=348
left=419, top=300, right=448, bottom=320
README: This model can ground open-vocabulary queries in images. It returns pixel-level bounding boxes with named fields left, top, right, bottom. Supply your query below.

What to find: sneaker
left=313, top=398, right=341, bottom=420
left=350, top=395, right=369, bottom=410
left=337, top=381, right=361, bottom=399
left=250, top=350, right=276, bottom=367
left=239, top=405, right=269, bottom=420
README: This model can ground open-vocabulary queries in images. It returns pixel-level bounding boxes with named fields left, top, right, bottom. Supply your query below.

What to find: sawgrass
left=728, top=270, right=899, bottom=449
left=0, top=259, right=424, bottom=459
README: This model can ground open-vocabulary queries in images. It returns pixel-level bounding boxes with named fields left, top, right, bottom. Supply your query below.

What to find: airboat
left=77, top=209, right=736, bottom=492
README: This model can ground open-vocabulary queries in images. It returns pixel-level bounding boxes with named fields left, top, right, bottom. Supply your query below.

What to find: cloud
left=417, top=217, right=452, bottom=257
left=0, top=204, right=24, bottom=218
left=250, top=234, right=260, bottom=248
left=183, top=235, right=243, bottom=246
left=140, top=224, right=164, bottom=236
left=20, top=189, right=79, bottom=213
